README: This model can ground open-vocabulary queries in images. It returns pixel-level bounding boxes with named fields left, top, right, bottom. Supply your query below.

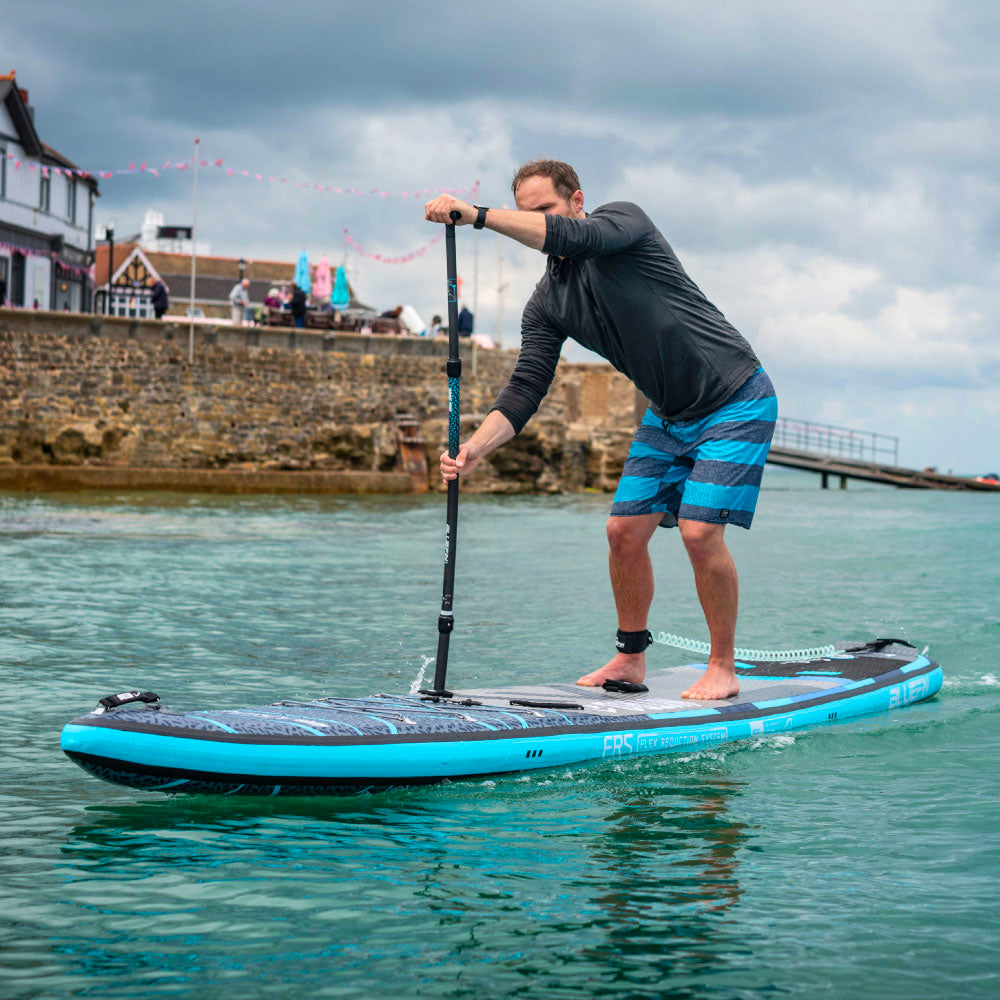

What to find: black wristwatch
left=473, top=205, right=489, bottom=230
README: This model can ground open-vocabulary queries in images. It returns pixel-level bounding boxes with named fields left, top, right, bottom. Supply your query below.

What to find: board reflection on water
left=53, top=766, right=751, bottom=994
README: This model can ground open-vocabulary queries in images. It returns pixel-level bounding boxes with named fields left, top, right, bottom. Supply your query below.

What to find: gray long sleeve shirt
left=490, top=201, right=761, bottom=433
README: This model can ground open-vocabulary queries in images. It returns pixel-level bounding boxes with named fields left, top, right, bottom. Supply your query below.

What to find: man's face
left=514, top=175, right=583, bottom=217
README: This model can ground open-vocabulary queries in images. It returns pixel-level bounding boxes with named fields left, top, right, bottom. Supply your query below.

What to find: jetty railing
left=773, top=418, right=899, bottom=466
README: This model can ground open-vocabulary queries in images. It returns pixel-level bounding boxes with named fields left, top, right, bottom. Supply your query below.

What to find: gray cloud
left=3, top=0, right=997, bottom=471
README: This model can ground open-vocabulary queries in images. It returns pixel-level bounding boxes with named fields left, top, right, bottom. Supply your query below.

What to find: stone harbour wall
left=0, top=309, right=641, bottom=494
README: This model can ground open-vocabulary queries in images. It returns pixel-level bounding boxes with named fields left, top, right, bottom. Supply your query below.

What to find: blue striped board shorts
left=611, top=369, right=777, bottom=529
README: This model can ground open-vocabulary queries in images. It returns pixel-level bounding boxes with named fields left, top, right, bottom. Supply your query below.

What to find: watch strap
left=473, top=205, right=488, bottom=230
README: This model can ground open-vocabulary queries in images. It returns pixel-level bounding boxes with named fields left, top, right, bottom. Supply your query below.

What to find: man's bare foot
left=681, top=661, right=740, bottom=700
left=577, top=652, right=646, bottom=687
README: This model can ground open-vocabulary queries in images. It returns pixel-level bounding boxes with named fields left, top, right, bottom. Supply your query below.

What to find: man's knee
left=606, top=515, right=657, bottom=555
left=679, top=519, right=727, bottom=564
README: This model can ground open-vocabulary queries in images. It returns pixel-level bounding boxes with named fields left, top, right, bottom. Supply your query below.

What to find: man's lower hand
left=440, top=441, right=481, bottom=483
left=425, top=195, right=475, bottom=226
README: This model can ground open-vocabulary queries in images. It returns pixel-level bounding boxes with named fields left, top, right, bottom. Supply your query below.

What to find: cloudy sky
left=4, top=0, right=998, bottom=472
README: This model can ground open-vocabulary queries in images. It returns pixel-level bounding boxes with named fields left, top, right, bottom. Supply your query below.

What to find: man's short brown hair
left=511, top=159, right=581, bottom=200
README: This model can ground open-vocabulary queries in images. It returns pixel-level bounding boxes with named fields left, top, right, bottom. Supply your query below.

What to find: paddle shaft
left=431, top=213, right=463, bottom=695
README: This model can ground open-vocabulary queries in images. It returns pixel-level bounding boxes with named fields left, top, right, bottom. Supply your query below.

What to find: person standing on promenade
left=458, top=304, right=474, bottom=338
left=425, top=160, right=777, bottom=700
left=289, top=283, right=307, bottom=328
left=151, top=279, right=169, bottom=319
left=229, top=278, right=250, bottom=326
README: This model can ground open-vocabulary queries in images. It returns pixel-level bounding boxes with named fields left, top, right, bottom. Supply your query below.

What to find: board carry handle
left=421, top=210, right=463, bottom=699
left=94, top=690, right=161, bottom=714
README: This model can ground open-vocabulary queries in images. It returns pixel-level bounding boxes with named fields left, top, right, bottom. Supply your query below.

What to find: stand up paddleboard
left=61, top=639, right=940, bottom=796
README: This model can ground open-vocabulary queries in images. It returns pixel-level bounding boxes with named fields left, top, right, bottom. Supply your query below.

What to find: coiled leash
left=616, top=627, right=837, bottom=663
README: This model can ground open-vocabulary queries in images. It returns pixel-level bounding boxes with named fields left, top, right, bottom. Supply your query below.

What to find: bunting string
left=3, top=151, right=478, bottom=200
left=0, top=240, right=93, bottom=278
left=343, top=228, right=446, bottom=264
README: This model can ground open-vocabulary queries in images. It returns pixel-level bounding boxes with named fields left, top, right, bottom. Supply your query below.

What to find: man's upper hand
left=425, top=194, right=476, bottom=226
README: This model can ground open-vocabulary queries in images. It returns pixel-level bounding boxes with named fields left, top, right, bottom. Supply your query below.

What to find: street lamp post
left=238, top=257, right=246, bottom=282
left=105, top=224, right=115, bottom=316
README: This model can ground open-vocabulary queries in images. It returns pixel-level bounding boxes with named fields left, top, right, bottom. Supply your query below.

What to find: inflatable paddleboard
left=61, top=639, right=940, bottom=796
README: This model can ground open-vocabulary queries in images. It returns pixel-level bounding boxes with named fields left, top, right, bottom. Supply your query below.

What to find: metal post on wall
left=472, top=233, right=479, bottom=326
left=105, top=225, right=114, bottom=315
left=496, top=236, right=507, bottom=350
left=188, top=137, right=200, bottom=364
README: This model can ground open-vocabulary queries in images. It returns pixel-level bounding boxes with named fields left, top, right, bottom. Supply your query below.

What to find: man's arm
left=425, top=196, right=546, bottom=251
left=440, top=409, right=516, bottom=483
left=543, top=202, right=651, bottom=259
left=426, top=197, right=650, bottom=261
left=439, top=299, right=564, bottom=483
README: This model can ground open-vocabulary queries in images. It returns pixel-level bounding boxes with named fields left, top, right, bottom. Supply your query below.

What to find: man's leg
left=577, top=512, right=663, bottom=686
left=677, top=519, right=740, bottom=700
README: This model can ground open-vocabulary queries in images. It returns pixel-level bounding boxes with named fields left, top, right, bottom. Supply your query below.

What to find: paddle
left=422, top=210, right=463, bottom=698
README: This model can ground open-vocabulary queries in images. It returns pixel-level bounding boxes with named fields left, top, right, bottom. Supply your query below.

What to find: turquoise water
left=1, top=469, right=998, bottom=999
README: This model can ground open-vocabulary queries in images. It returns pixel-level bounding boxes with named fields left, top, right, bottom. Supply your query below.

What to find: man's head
left=511, top=159, right=585, bottom=218
left=241, top=279, right=250, bottom=289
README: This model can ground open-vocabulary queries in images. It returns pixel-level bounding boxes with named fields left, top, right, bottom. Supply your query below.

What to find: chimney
left=16, top=88, right=34, bottom=122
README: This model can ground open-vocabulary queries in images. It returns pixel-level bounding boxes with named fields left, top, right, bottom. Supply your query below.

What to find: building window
left=110, top=288, right=154, bottom=319
left=67, top=181, right=76, bottom=223
left=39, top=172, right=50, bottom=212
left=0, top=144, right=6, bottom=200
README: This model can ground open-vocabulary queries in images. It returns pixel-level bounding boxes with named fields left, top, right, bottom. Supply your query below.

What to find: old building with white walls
left=0, top=70, right=99, bottom=311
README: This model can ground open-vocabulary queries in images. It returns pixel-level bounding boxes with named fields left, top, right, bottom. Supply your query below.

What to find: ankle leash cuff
left=616, top=629, right=653, bottom=654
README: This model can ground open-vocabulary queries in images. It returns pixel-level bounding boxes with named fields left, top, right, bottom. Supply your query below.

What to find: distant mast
left=188, top=138, right=199, bottom=364
left=496, top=237, right=508, bottom=350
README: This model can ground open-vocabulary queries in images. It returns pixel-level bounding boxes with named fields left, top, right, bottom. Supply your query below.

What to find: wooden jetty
left=767, top=419, right=999, bottom=491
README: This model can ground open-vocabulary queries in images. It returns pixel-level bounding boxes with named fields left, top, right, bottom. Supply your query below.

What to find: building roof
left=93, top=242, right=140, bottom=286
left=0, top=71, right=98, bottom=189
left=0, top=75, right=41, bottom=158
left=144, top=249, right=300, bottom=281
left=93, top=243, right=368, bottom=308
left=40, top=141, right=83, bottom=171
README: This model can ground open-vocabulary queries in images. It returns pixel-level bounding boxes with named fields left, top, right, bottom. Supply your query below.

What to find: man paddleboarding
left=425, top=160, right=776, bottom=700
